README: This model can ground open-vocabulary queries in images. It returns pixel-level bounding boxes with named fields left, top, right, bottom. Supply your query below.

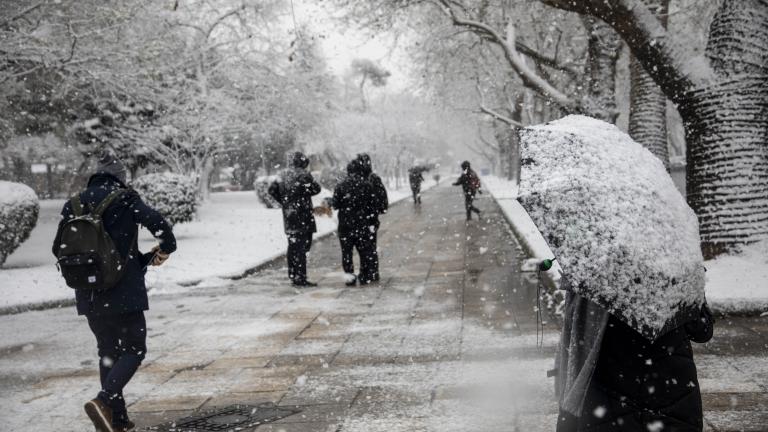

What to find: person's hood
left=95, top=151, right=128, bottom=183
left=291, top=151, right=310, bottom=169
left=356, top=153, right=372, bottom=176
left=87, top=172, right=127, bottom=189
left=346, top=159, right=364, bottom=176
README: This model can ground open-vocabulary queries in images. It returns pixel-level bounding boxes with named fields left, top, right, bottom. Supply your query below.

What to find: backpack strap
left=93, top=189, right=126, bottom=219
left=69, top=194, right=84, bottom=217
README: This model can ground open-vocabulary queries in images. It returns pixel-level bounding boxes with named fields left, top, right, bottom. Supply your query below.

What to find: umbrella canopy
left=518, top=115, right=706, bottom=341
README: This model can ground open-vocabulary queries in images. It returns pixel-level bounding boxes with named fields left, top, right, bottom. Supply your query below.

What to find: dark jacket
left=333, top=163, right=378, bottom=233
left=453, top=168, right=480, bottom=194
left=269, top=167, right=321, bottom=234
left=408, top=169, right=424, bottom=189
left=573, top=307, right=714, bottom=431
left=356, top=162, right=388, bottom=226
left=52, top=173, right=177, bottom=316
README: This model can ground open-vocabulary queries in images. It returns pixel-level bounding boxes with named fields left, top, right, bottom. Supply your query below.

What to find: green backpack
left=55, top=189, right=135, bottom=290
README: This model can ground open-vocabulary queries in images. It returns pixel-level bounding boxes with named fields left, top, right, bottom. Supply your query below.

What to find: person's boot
left=84, top=398, right=113, bottom=432
left=113, top=410, right=135, bottom=432
left=344, top=273, right=357, bottom=286
left=292, top=280, right=318, bottom=287
left=113, top=420, right=135, bottom=432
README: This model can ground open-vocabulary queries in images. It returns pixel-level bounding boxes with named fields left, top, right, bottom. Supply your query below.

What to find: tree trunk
left=541, top=0, right=768, bottom=258
left=628, top=0, right=669, bottom=168
left=581, top=17, right=622, bottom=122
left=683, top=0, right=768, bottom=258
left=199, top=156, right=214, bottom=200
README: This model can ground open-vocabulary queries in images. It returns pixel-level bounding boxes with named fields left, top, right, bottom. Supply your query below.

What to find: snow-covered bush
left=132, top=173, right=197, bottom=225
left=254, top=175, right=280, bottom=208
left=0, top=181, right=39, bottom=266
left=518, top=115, right=705, bottom=340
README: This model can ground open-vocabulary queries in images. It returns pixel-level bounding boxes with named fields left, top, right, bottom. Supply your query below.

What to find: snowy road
left=1, top=185, right=766, bottom=431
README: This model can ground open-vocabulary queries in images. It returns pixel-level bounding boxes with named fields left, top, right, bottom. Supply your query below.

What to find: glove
left=150, top=245, right=170, bottom=266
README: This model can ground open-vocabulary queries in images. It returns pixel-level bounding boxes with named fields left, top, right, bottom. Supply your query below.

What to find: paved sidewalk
left=1, top=184, right=766, bottom=431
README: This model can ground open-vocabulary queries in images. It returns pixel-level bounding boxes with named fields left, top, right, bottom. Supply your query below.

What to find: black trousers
left=410, top=184, right=421, bottom=203
left=464, top=191, right=480, bottom=219
left=339, top=227, right=377, bottom=283
left=86, top=311, right=147, bottom=417
left=287, top=231, right=313, bottom=283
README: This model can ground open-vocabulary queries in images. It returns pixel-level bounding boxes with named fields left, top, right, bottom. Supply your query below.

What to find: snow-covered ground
left=704, top=240, right=768, bottom=314
left=0, top=179, right=433, bottom=313
left=485, top=176, right=768, bottom=315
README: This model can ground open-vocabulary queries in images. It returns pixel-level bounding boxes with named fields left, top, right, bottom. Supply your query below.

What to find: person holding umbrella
left=408, top=166, right=426, bottom=204
left=517, top=116, right=714, bottom=432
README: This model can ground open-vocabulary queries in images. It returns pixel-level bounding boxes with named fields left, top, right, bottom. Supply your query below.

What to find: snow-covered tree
left=627, top=0, right=670, bottom=168
left=540, top=0, right=768, bottom=258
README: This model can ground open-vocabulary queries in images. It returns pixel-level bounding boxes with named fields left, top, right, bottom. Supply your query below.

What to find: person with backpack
left=408, top=166, right=425, bottom=204
left=52, top=152, right=176, bottom=432
left=268, top=151, right=322, bottom=287
left=332, top=159, right=378, bottom=286
left=453, top=160, right=482, bottom=220
left=355, top=153, right=388, bottom=282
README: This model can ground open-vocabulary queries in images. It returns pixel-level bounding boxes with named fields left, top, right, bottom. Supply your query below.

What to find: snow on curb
left=483, top=177, right=562, bottom=289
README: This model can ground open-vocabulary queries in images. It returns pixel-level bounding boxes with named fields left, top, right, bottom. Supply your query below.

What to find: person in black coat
left=453, top=160, right=482, bottom=220
left=408, top=167, right=425, bottom=204
left=332, top=159, right=379, bottom=286
left=557, top=304, right=714, bottom=432
left=51, top=153, right=176, bottom=432
left=268, top=151, right=321, bottom=286
left=355, top=153, right=388, bottom=282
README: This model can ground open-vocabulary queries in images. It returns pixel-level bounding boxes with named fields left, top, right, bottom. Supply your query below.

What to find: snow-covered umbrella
left=518, top=115, right=706, bottom=341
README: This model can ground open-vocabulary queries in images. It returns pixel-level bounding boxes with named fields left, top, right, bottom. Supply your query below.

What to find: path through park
left=1, top=185, right=766, bottom=431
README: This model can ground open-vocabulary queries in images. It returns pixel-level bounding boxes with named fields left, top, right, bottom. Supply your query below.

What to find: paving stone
left=131, top=394, right=210, bottom=412
left=202, top=391, right=287, bottom=408
left=206, top=356, right=272, bottom=370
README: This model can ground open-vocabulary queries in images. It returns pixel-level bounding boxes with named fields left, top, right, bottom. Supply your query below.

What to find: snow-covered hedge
left=133, top=173, right=197, bottom=225
left=518, top=115, right=705, bottom=340
left=254, top=175, right=280, bottom=208
left=0, top=181, right=39, bottom=266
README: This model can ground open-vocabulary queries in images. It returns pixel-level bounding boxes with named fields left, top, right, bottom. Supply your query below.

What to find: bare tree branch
left=474, top=79, right=524, bottom=127
left=432, top=0, right=579, bottom=112
left=1, top=2, right=44, bottom=28
left=539, top=0, right=716, bottom=100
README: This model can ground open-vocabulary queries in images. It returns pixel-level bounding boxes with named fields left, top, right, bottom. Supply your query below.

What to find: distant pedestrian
left=52, top=152, right=176, bottom=432
left=269, top=151, right=321, bottom=287
left=453, top=160, right=482, bottom=220
left=332, top=159, right=378, bottom=286
left=355, top=153, right=388, bottom=282
left=408, top=167, right=425, bottom=204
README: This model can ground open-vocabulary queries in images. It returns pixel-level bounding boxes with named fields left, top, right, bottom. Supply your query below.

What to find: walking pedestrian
left=52, top=152, right=177, bottom=432
left=453, top=160, right=482, bottom=220
left=268, top=151, right=321, bottom=287
left=355, top=153, right=388, bottom=282
left=408, top=167, right=425, bottom=204
left=332, top=159, right=378, bottom=286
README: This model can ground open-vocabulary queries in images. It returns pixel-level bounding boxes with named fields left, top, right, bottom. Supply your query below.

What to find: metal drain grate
left=154, top=403, right=300, bottom=431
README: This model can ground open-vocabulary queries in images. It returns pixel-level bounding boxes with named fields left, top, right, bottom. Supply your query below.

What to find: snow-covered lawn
left=0, top=180, right=429, bottom=312
left=484, top=176, right=768, bottom=315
